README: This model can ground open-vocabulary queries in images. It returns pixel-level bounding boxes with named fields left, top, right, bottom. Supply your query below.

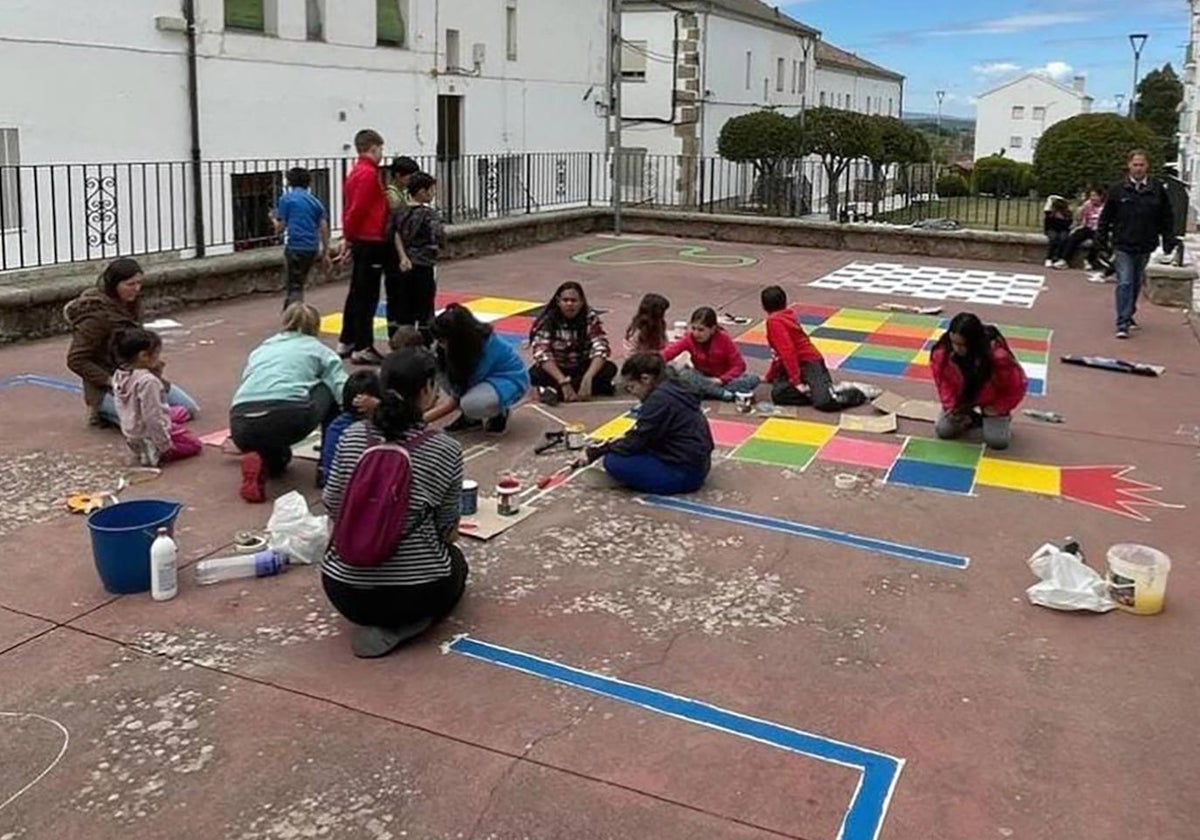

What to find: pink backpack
left=330, top=430, right=433, bottom=567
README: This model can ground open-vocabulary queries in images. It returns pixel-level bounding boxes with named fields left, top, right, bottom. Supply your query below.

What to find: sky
left=785, top=0, right=1191, bottom=118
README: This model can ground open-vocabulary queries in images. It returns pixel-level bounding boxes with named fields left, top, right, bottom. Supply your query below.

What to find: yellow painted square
left=464, top=296, right=542, bottom=317
left=975, top=457, right=1060, bottom=496
left=834, top=308, right=890, bottom=326
left=912, top=349, right=931, bottom=366
left=812, top=337, right=862, bottom=357
left=590, top=415, right=636, bottom=441
left=823, top=314, right=888, bottom=332
left=319, top=313, right=343, bottom=335
left=754, top=417, right=838, bottom=447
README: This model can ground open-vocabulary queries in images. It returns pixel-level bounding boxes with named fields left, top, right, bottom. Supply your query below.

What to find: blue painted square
left=797, top=312, right=827, bottom=326
left=1027, top=378, right=1045, bottom=396
left=887, top=459, right=975, bottom=494
left=812, top=326, right=869, bottom=342
left=839, top=355, right=908, bottom=376
left=738, top=342, right=774, bottom=361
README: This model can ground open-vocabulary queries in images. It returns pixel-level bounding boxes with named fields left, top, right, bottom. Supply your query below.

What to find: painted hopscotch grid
left=319, top=292, right=544, bottom=346
left=735, top=305, right=1052, bottom=396
left=808, top=261, right=1045, bottom=309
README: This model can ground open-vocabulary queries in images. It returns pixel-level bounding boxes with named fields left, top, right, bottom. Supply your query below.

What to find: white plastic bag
left=266, top=491, right=329, bottom=566
left=1025, top=543, right=1116, bottom=612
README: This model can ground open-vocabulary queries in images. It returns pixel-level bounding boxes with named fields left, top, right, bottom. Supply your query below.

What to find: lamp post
left=1115, top=92, right=1126, bottom=114
left=934, top=89, right=945, bottom=193
left=1129, top=33, right=1149, bottom=119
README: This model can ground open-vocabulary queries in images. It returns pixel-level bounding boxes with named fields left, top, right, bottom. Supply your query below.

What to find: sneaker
left=837, top=380, right=883, bottom=400
left=719, top=389, right=736, bottom=402
left=484, top=411, right=509, bottom=435
left=336, top=343, right=354, bottom=359
left=1043, top=259, right=1054, bottom=268
left=87, top=409, right=116, bottom=429
left=1128, top=319, right=1141, bottom=332
left=140, top=439, right=161, bottom=468
left=1115, top=328, right=1129, bottom=340
left=1086, top=272, right=1107, bottom=284
left=1052, top=259, right=1068, bottom=269
left=537, top=386, right=561, bottom=406
left=446, top=414, right=483, bottom=433
left=351, top=619, right=432, bottom=658
left=349, top=346, right=386, bottom=366
left=240, top=452, right=266, bottom=503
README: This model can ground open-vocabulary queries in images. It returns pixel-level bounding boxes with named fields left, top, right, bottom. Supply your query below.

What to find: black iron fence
left=0, top=151, right=1044, bottom=272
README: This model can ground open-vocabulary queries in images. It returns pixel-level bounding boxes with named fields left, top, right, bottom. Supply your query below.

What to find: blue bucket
left=86, top=499, right=183, bottom=594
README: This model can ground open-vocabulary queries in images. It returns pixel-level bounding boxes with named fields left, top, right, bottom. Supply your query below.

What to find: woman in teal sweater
left=230, top=303, right=349, bottom=502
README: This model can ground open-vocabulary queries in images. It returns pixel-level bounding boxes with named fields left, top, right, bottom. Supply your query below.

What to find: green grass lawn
left=879, top=197, right=1044, bottom=233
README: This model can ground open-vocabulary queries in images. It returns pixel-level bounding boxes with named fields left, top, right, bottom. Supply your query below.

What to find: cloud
left=1031, top=61, right=1076, bottom=82
left=931, top=12, right=1093, bottom=36
left=973, top=61, right=1022, bottom=78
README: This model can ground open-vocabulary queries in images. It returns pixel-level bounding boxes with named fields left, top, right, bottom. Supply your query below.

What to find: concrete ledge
left=1144, top=262, right=1197, bottom=308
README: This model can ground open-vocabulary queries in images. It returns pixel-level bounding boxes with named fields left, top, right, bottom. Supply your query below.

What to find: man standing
left=338, top=129, right=390, bottom=365
left=1096, top=150, right=1178, bottom=339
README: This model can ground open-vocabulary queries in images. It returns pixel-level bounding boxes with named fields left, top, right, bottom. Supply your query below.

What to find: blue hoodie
left=449, top=334, right=530, bottom=409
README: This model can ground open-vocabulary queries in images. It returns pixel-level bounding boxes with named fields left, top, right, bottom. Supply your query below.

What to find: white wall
left=619, top=11, right=680, bottom=160
left=974, top=75, right=1089, bottom=164
left=813, top=66, right=902, bottom=117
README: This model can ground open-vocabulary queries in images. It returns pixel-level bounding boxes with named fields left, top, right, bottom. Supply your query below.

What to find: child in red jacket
left=662, top=306, right=759, bottom=401
left=761, top=286, right=871, bottom=411
left=930, top=312, right=1028, bottom=450
left=337, top=128, right=391, bottom=366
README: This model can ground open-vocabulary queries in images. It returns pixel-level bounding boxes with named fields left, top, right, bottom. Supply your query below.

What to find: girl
left=662, top=306, right=759, bottom=401
left=230, top=303, right=348, bottom=503
left=528, top=281, right=616, bottom=404
left=426, top=303, right=530, bottom=434
left=322, top=347, right=467, bottom=659
left=64, top=257, right=199, bottom=427
left=578, top=353, right=714, bottom=495
left=111, top=328, right=202, bottom=467
left=1043, top=196, right=1072, bottom=268
left=624, top=293, right=670, bottom=354
left=1062, top=186, right=1105, bottom=271
left=930, top=312, right=1028, bottom=451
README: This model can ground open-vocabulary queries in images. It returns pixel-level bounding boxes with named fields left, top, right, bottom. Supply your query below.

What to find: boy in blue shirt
left=271, top=167, right=330, bottom=308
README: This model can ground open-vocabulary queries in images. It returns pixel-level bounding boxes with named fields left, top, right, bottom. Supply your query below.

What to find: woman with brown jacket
left=64, top=258, right=199, bottom=427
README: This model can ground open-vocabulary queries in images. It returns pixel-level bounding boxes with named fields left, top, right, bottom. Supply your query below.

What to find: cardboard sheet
left=872, top=391, right=942, bottom=423
left=839, top=413, right=898, bottom=434
left=460, top=499, right=537, bottom=541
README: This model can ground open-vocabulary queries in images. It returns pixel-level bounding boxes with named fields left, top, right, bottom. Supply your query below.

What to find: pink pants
left=162, top=405, right=201, bottom=462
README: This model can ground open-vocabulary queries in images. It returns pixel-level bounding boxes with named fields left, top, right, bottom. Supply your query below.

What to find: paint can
left=564, top=423, right=587, bottom=450
left=234, top=531, right=268, bottom=554
left=496, top=477, right=522, bottom=517
left=671, top=320, right=688, bottom=340
left=834, top=473, right=858, bottom=491
left=460, top=480, right=479, bottom=516
left=734, top=392, right=754, bottom=413
left=1105, top=543, right=1171, bottom=615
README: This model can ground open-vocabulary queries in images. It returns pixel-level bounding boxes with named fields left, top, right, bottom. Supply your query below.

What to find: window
left=745, top=51, right=752, bottom=90
left=1011, top=105, right=1025, bottom=119
left=820, top=91, right=826, bottom=106
left=776, top=58, right=785, bottom=92
left=888, top=97, right=893, bottom=116
left=306, top=0, right=323, bottom=41
left=1010, top=136, right=1023, bottom=148
left=1032, top=106, right=1046, bottom=120
left=446, top=29, right=460, bottom=72
left=621, top=41, right=647, bottom=81
left=224, top=0, right=264, bottom=31
left=506, top=3, right=518, bottom=61
left=837, top=92, right=843, bottom=108
left=377, top=0, right=407, bottom=47
left=0, top=129, right=20, bottom=232
left=797, top=61, right=806, bottom=98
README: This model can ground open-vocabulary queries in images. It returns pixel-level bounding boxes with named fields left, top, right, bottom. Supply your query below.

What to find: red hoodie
left=662, top=327, right=747, bottom=384
left=764, top=308, right=824, bottom=385
left=931, top=339, right=1028, bottom=415
left=342, top=156, right=388, bottom=243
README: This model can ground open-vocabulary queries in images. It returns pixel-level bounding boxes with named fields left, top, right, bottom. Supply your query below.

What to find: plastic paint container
left=496, top=478, right=522, bottom=517
left=460, top=480, right=479, bottom=516
left=565, top=423, right=587, bottom=450
left=735, top=392, right=754, bottom=413
left=834, top=474, right=858, bottom=490
left=1106, top=543, right=1171, bottom=615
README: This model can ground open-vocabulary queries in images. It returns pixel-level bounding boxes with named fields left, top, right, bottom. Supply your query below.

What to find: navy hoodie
left=609, top=378, right=714, bottom=471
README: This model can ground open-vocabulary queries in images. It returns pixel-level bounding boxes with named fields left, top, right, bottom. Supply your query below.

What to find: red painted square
left=817, top=435, right=903, bottom=470
left=435, top=291, right=475, bottom=308
left=1005, top=335, right=1050, bottom=352
left=903, top=363, right=935, bottom=381
left=493, top=315, right=536, bottom=335
left=707, top=418, right=757, bottom=448
left=865, top=332, right=927, bottom=350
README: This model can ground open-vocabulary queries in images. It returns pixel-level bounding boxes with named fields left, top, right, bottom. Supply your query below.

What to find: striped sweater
left=321, top=421, right=464, bottom=587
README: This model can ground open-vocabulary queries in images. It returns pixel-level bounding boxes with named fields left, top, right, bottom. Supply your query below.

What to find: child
left=662, top=306, right=759, bottom=401
left=1043, top=196, right=1072, bottom=268
left=1062, top=186, right=1105, bottom=271
left=111, top=328, right=202, bottom=466
left=318, top=371, right=383, bottom=488
left=389, top=324, right=427, bottom=351
left=390, top=172, right=445, bottom=336
left=760, top=286, right=874, bottom=411
left=271, top=167, right=331, bottom=308
left=337, top=128, right=390, bottom=365
left=624, top=293, right=670, bottom=354
left=386, top=156, right=420, bottom=211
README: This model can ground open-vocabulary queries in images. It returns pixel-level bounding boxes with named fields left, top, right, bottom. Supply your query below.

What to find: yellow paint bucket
left=1106, top=544, right=1171, bottom=615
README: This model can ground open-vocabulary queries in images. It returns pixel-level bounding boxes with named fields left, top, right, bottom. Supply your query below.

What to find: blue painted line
left=639, top=495, right=969, bottom=569
left=0, top=374, right=83, bottom=395
left=449, top=636, right=904, bottom=840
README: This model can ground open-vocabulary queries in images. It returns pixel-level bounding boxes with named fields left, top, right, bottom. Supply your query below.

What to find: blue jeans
left=603, top=451, right=708, bottom=495
left=1114, top=250, right=1150, bottom=329
left=674, top=367, right=760, bottom=401
left=97, top=384, right=200, bottom=425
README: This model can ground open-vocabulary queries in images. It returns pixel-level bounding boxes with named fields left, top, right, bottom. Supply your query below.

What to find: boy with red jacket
left=338, top=129, right=390, bottom=365
left=761, top=285, right=869, bottom=411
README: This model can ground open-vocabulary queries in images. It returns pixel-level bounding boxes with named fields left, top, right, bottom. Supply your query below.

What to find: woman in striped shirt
left=321, top=347, right=467, bottom=658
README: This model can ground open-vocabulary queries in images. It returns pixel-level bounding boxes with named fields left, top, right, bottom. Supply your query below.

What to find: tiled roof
left=623, top=0, right=819, bottom=37
left=816, top=40, right=904, bottom=82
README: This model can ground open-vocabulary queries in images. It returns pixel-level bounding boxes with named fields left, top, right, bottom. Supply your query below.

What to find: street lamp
left=1129, top=33, right=1149, bottom=119
left=1115, top=92, right=1126, bottom=114
left=934, top=89, right=946, bottom=187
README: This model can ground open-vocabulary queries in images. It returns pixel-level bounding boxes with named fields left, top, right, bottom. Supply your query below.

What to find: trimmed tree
left=1133, top=64, right=1184, bottom=163
left=973, top=155, right=1035, bottom=196
left=805, top=107, right=882, bottom=221
left=865, top=116, right=929, bottom=216
left=717, top=109, right=805, bottom=212
left=1033, top=113, right=1160, bottom=197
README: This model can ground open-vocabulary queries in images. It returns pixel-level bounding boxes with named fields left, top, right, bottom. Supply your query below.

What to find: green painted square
left=900, top=437, right=984, bottom=468
left=997, top=323, right=1052, bottom=340
left=1014, top=347, right=1049, bottom=364
left=851, top=343, right=918, bottom=362
left=733, top=438, right=819, bottom=469
left=884, top=312, right=941, bottom=326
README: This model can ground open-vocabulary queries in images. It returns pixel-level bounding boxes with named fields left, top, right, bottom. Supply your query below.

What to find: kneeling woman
left=580, top=353, right=714, bottom=495
left=930, top=312, right=1028, bottom=451
left=321, top=347, right=467, bottom=658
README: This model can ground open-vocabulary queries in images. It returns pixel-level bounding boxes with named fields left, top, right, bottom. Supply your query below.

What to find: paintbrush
left=535, top=459, right=585, bottom=490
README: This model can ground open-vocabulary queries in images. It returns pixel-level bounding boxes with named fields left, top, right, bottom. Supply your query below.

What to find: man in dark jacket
left=1096, top=150, right=1178, bottom=338
left=581, top=353, right=714, bottom=495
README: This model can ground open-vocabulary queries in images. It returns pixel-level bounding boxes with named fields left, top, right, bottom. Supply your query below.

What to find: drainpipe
left=183, top=0, right=206, bottom=257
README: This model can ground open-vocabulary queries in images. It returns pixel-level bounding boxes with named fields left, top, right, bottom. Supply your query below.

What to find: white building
left=974, top=72, right=1093, bottom=163
left=813, top=41, right=904, bottom=118
left=0, top=0, right=609, bottom=269
left=1177, top=2, right=1200, bottom=225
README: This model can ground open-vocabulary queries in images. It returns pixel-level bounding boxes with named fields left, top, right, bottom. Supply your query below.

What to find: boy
left=383, top=156, right=421, bottom=339
left=338, top=129, right=389, bottom=366
left=389, top=324, right=426, bottom=351
left=386, top=156, right=420, bottom=210
left=271, top=167, right=330, bottom=308
left=390, top=172, right=445, bottom=339
left=760, top=285, right=874, bottom=411
left=317, top=370, right=382, bottom=488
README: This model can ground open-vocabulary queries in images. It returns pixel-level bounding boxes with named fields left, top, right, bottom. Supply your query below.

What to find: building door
left=437, top=95, right=463, bottom=221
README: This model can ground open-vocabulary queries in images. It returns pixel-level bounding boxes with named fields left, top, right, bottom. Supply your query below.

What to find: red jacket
left=763, top=308, right=824, bottom=385
left=931, top=339, right=1028, bottom=415
left=662, top=328, right=747, bottom=384
left=342, top=156, right=388, bottom=243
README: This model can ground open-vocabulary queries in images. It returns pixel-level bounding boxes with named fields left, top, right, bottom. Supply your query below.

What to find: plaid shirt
left=531, top=310, right=611, bottom=372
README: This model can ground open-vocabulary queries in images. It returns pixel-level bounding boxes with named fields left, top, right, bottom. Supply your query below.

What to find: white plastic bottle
left=150, top=528, right=178, bottom=601
left=194, top=549, right=288, bottom=586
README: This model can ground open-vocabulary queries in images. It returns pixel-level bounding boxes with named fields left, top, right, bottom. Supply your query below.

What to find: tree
left=864, top=116, right=929, bottom=216
left=805, top=107, right=882, bottom=221
left=973, top=155, right=1034, bottom=196
left=717, top=110, right=805, bottom=212
left=1133, top=64, right=1184, bottom=163
left=1033, top=113, right=1160, bottom=197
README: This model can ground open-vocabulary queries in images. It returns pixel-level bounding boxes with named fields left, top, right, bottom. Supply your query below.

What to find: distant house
left=813, top=41, right=905, bottom=117
left=974, top=73, right=1093, bottom=164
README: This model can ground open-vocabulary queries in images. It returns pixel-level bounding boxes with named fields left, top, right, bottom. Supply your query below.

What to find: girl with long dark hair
left=930, top=312, right=1028, bottom=450
left=528, top=281, right=616, bottom=404
left=624, top=293, right=670, bottom=354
